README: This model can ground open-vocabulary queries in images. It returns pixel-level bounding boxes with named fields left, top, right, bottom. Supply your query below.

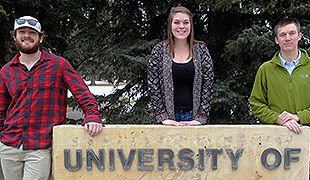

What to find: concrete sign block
left=52, top=125, right=310, bottom=180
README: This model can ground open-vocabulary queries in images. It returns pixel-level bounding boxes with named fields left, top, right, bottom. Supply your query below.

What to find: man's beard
left=15, top=40, right=40, bottom=54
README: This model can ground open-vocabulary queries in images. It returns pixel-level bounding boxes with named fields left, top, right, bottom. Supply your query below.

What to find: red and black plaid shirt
left=0, top=51, right=101, bottom=150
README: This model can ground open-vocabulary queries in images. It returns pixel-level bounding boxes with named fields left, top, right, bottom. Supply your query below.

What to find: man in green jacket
left=250, top=18, right=310, bottom=134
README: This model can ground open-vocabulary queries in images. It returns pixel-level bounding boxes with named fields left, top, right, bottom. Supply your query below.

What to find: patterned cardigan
left=147, top=41, right=214, bottom=124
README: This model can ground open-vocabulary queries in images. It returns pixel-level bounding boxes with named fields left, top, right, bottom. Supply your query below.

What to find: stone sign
left=52, top=125, right=310, bottom=179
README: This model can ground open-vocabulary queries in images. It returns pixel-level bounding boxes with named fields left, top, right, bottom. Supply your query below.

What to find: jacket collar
left=10, top=50, right=52, bottom=66
left=271, top=48, right=309, bottom=67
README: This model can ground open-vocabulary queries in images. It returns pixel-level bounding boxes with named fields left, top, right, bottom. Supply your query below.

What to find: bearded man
left=0, top=16, right=103, bottom=180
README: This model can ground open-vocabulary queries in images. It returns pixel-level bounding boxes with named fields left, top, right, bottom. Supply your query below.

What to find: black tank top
left=172, top=59, right=194, bottom=110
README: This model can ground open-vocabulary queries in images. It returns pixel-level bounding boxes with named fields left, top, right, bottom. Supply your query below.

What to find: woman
left=147, top=6, right=214, bottom=126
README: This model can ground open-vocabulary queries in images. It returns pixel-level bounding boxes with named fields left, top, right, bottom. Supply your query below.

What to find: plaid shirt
left=0, top=51, right=101, bottom=150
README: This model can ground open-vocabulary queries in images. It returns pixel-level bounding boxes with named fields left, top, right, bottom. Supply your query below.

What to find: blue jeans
left=175, top=108, right=193, bottom=122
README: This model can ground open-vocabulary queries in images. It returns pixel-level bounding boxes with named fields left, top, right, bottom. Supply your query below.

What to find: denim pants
left=175, top=108, right=193, bottom=122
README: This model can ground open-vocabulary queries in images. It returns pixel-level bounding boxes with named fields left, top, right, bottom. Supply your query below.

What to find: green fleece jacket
left=250, top=49, right=310, bottom=124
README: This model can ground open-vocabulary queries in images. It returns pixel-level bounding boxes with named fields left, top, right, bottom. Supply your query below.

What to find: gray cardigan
left=147, top=41, right=214, bottom=124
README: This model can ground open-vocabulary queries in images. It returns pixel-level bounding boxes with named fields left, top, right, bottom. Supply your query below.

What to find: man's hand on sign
left=84, top=122, right=103, bottom=136
left=282, top=120, right=302, bottom=134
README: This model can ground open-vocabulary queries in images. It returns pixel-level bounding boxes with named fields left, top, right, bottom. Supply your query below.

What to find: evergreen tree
left=0, top=0, right=309, bottom=124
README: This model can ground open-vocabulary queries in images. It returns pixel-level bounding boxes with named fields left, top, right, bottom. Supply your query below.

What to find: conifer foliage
left=0, top=0, right=309, bottom=124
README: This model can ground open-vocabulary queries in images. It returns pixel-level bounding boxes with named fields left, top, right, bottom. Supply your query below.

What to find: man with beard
left=0, top=16, right=103, bottom=180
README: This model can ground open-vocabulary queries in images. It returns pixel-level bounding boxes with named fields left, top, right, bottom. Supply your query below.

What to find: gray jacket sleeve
left=194, top=44, right=214, bottom=123
left=147, top=43, right=169, bottom=122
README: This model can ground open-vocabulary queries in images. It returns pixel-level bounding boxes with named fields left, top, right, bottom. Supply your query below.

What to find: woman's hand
left=180, top=120, right=202, bottom=126
left=162, top=120, right=184, bottom=126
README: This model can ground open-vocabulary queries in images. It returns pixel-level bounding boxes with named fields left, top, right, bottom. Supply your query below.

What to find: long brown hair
left=167, top=6, right=194, bottom=59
